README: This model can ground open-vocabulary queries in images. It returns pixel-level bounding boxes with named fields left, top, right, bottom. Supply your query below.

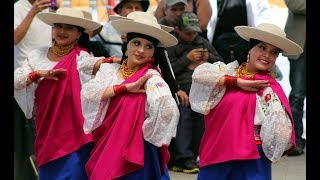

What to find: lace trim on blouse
left=189, top=60, right=292, bottom=162
left=81, top=66, right=180, bottom=147
left=14, top=46, right=100, bottom=119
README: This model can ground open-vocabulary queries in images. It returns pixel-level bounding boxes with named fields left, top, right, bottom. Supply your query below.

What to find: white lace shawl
left=81, top=63, right=180, bottom=147
left=14, top=46, right=103, bottom=119
left=189, top=61, right=292, bottom=162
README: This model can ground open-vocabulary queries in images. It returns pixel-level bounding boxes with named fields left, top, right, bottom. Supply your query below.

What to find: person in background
left=207, top=0, right=271, bottom=64
left=14, top=0, right=52, bottom=179
left=81, top=11, right=180, bottom=179
left=14, top=7, right=105, bottom=180
left=157, top=0, right=188, bottom=29
left=284, top=0, right=306, bottom=156
left=92, top=0, right=150, bottom=57
left=82, top=10, right=111, bottom=58
left=157, top=0, right=189, bottom=111
left=167, top=11, right=222, bottom=174
left=189, top=23, right=302, bottom=180
left=154, top=0, right=212, bottom=40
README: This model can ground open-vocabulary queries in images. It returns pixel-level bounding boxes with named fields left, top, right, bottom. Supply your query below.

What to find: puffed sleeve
left=189, top=60, right=239, bottom=115
left=258, top=87, right=293, bottom=162
left=14, top=57, right=37, bottom=119
left=81, top=63, right=121, bottom=134
left=77, top=50, right=105, bottom=85
left=143, top=70, right=180, bottom=147
left=14, top=48, right=51, bottom=119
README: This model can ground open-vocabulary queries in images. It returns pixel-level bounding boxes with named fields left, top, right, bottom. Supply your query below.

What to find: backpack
left=212, top=0, right=248, bottom=64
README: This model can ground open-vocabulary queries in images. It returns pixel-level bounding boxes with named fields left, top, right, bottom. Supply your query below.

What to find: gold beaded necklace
left=120, top=59, right=141, bottom=79
left=52, top=40, right=77, bottom=57
left=236, top=63, right=257, bottom=78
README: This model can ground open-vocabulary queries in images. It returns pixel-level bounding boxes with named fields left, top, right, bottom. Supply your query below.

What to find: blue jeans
left=288, top=44, right=306, bottom=149
left=174, top=83, right=205, bottom=162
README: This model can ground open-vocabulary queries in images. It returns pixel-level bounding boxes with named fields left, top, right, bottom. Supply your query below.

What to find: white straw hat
left=37, top=7, right=102, bottom=31
left=111, top=11, right=178, bottom=47
left=235, top=23, right=303, bottom=56
left=109, top=14, right=174, bottom=33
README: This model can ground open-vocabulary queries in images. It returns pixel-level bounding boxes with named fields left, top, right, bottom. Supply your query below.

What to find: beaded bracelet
left=102, top=57, right=113, bottom=64
left=28, top=71, right=41, bottom=82
left=224, top=75, right=238, bottom=88
left=113, top=84, right=127, bottom=95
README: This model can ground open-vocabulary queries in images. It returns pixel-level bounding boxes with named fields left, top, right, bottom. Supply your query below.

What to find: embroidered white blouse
left=81, top=63, right=180, bottom=147
left=14, top=46, right=104, bottom=119
left=189, top=61, right=293, bottom=162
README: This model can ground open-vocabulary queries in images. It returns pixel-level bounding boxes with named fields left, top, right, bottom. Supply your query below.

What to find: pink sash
left=34, top=45, right=92, bottom=166
left=200, top=72, right=295, bottom=167
left=86, top=61, right=169, bottom=180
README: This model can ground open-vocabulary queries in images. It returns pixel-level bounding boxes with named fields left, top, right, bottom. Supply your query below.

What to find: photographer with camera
left=166, top=12, right=222, bottom=173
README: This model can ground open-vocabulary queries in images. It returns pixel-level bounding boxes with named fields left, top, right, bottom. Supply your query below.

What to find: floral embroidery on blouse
left=149, top=82, right=167, bottom=92
left=265, top=93, right=272, bottom=102
left=156, top=82, right=164, bottom=88
left=260, top=90, right=280, bottom=115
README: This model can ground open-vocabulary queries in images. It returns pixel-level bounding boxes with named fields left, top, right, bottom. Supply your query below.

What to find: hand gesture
left=38, top=68, right=67, bottom=81
left=126, top=73, right=153, bottom=93
left=237, top=78, right=269, bottom=92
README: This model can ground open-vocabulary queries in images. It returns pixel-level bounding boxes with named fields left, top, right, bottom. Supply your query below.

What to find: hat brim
left=37, top=12, right=102, bottom=31
left=111, top=20, right=178, bottom=47
left=235, top=26, right=303, bottom=55
left=109, top=15, right=174, bottom=33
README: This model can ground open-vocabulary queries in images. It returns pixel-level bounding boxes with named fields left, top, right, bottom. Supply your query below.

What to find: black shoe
left=287, top=145, right=304, bottom=156
left=172, top=159, right=199, bottom=174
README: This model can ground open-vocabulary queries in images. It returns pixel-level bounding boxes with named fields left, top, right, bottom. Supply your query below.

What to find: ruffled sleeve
left=81, top=63, right=121, bottom=134
left=189, top=61, right=239, bottom=115
left=257, top=87, right=293, bottom=162
left=77, top=50, right=105, bottom=85
left=14, top=47, right=53, bottom=119
left=143, top=69, right=180, bottom=147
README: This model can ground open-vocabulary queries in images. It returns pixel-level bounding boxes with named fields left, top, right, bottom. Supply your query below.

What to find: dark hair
left=248, top=38, right=281, bottom=55
left=76, top=25, right=90, bottom=51
left=248, top=39, right=262, bottom=50
left=127, top=32, right=159, bottom=47
left=77, top=32, right=90, bottom=51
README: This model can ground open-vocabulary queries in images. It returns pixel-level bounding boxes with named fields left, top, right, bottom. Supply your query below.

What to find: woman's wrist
left=224, top=75, right=238, bottom=88
left=28, top=70, right=41, bottom=82
left=113, top=84, right=127, bottom=95
left=102, top=57, right=114, bottom=64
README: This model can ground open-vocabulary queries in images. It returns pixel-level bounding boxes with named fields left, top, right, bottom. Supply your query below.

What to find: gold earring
left=246, top=54, right=250, bottom=63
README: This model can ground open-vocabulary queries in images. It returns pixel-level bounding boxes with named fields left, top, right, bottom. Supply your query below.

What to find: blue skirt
left=118, top=141, right=170, bottom=180
left=197, top=146, right=271, bottom=180
left=38, top=142, right=94, bottom=180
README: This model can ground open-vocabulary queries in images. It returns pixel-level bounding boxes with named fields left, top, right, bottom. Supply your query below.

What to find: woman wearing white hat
left=14, top=7, right=110, bottom=180
left=189, top=23, right=303, bottom=179
left=81, top=11, right=180, bottom=179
